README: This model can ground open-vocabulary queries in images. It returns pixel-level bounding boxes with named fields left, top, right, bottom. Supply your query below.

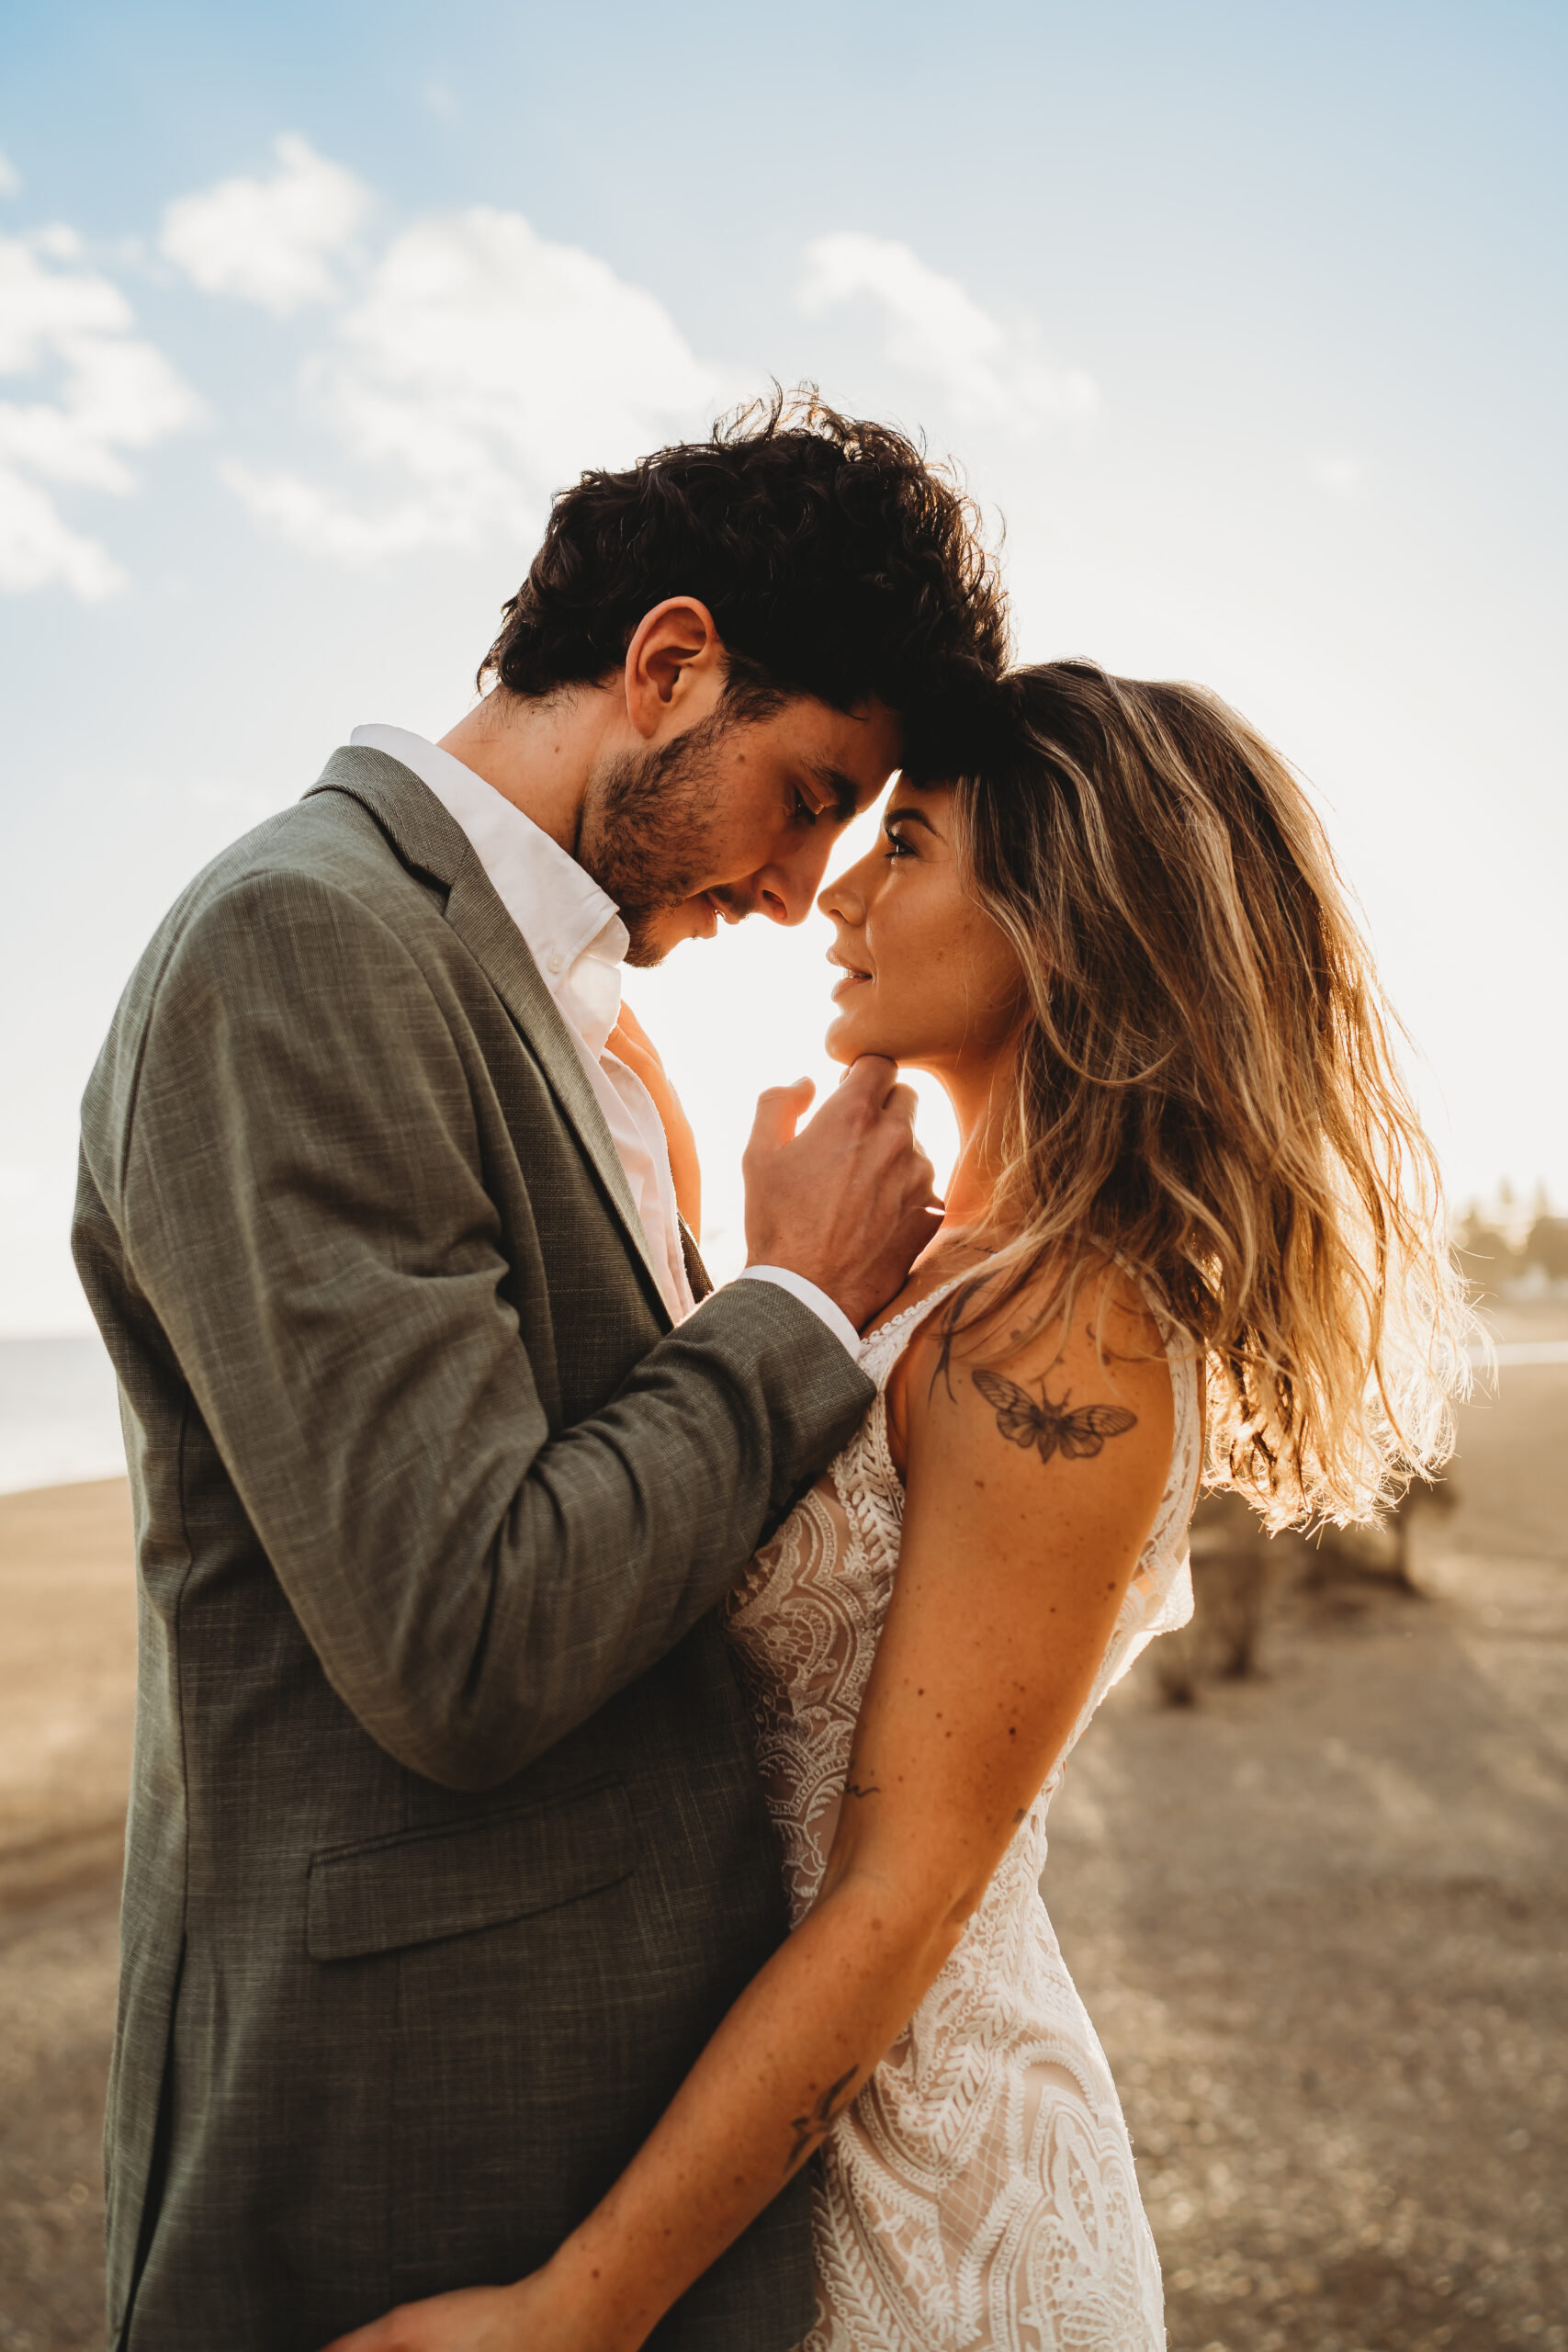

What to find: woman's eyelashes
left=883, top=826, right=916, bottom=860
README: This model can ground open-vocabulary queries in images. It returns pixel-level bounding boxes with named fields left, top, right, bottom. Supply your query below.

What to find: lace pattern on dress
left=723, top=1270, right=1201, bottom=2352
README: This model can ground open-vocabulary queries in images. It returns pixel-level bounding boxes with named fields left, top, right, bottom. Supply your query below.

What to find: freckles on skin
left=819, top=786, right=1024, bottom=1069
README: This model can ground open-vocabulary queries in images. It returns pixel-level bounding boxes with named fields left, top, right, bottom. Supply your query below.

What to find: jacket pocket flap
left=307, top=1779, right=635, bottom=1962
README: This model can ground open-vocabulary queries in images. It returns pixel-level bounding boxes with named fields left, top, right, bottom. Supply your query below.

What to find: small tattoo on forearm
left=844, top=1781, right=881, bottom=1801
left=785, top=2066, right=861, bottom=2173
left=971, top=1370, right=1137, bottom=1465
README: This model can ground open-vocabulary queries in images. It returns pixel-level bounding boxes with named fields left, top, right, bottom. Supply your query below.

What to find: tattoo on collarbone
left=971, top=1369, right=1137, bottom=1464
left=926, top=1286, right=978, bottom=1406
left=785, top=2066, right=861, bottom=2174
left=926, top=1298, right=959, bottom=1406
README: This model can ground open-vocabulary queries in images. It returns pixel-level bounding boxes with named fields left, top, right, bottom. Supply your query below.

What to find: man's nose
left=752, top=836, right=835, bottom=927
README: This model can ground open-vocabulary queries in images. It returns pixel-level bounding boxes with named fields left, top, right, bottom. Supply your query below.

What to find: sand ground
left=0, top=1320, right=1563, bottom=2352
left=0, top=1480, right=134, bottom=2352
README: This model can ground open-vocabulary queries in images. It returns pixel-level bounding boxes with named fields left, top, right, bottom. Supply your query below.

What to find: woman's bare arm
left=323, top=1270, right=1174, bottom=2352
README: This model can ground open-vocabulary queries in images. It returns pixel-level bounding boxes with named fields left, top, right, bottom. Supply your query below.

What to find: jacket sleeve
left=99, top=869, right=873, bottom=1789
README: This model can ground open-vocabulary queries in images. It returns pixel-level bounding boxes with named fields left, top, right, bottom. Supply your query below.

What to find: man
left=73, top=394, right=1009, bottom=2351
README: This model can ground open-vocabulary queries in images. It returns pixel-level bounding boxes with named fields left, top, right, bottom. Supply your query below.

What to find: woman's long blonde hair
left=935, top=660, right=1470, bottom=1530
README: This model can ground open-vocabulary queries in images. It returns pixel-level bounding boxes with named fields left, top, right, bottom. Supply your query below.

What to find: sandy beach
left=0, top=1480, right=134, bottom=2352
left=1, top=1325, right=1563, bottom=2352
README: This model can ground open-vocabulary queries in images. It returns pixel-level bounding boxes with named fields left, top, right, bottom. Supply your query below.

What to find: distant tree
left=1156, top=1478, right=1453, bottom=1707
left=1526, top=1216, right=1568, bottom=1281
left=1154, top=1491, right=1272, bottom=1703
left=1454, top=1204, right=1519, bottom=1296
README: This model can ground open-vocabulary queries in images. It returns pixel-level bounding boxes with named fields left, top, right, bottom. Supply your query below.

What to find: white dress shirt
left=350, top=726, right=860, bottom=1355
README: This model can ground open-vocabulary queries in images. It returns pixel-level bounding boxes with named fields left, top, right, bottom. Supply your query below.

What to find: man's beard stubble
left=576, top=707, right=739, bottom=967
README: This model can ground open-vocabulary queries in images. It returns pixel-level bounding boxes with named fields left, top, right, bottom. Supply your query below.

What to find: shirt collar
left=350, top=726, right=629, bottom=1015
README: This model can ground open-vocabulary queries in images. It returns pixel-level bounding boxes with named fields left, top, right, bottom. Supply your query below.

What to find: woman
left=330, top=660, right=1467, bottom=2352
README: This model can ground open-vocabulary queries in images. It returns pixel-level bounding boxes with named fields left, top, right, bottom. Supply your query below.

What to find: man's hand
left=743, top=1056, right=942, bottom=1333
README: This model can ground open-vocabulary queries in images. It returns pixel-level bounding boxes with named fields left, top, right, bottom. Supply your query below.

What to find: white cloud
left=0, top=232, right=203, bottom=599
left=1314, top=455, right=1361, bottom=493
left=0, top=149, right=19, bottom=198
left=797, top=232, right=1098, bottom=430
left=228, top=205, right=717, bottom=559
left=220, top=461, right=446, bottom=560
left=0, top=466, right=126, bottom=598
left=160, top=133, right=371, bottom=314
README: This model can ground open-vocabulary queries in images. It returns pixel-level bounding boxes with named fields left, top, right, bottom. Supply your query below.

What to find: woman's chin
left=825, top=1010, right=905, bottom=1067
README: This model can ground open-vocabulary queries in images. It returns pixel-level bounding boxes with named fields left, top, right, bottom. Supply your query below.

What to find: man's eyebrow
left=806, top=763, right=863, bottom=822
left=883, top=803, right=939, bottom=833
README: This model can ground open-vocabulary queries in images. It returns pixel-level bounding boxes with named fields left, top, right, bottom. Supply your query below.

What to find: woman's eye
left=883, top=830, right=914, bottom=860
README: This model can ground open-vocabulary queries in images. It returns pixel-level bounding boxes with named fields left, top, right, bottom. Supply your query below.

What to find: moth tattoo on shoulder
left=971, top=1369, right=1137, bottom=1464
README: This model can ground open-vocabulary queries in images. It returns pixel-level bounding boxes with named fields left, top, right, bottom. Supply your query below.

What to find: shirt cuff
left=737, top=1267, right=862, bottom=1359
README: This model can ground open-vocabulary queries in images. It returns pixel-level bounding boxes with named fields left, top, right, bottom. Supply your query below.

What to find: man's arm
left=102, top=870, right=874, bottom=1790
left=318, top=1272, right=1178, bottom=2352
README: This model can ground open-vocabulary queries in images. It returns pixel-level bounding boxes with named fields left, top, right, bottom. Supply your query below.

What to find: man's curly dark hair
left=479, top=388, right=1010, bottom=762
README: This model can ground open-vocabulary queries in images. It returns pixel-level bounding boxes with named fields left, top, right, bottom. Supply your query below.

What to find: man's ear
left=623, top=598, right=726, bottom=740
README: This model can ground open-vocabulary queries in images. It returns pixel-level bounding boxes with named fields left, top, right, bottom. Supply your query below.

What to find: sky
left=1, top=0, right=1563, bottom=1330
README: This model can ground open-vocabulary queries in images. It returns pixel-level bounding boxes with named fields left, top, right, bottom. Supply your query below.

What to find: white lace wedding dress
left=723, top=1272, right=1201, bottom=2352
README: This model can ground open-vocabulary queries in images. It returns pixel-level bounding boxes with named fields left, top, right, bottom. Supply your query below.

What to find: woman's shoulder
left=886, top=1250, right=1177, bottom=1491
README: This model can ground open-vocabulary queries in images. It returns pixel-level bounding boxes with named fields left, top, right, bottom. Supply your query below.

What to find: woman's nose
left=818, top=854, right=874, bottom=924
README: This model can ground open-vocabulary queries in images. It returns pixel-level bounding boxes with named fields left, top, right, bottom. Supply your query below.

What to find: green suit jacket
left=73, top=748, right=874, bottom=2351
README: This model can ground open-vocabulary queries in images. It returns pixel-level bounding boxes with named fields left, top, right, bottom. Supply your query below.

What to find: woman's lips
left=829, top=966, right=873, bottom=1000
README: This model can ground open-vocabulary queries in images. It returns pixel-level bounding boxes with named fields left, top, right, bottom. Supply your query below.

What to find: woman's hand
left=320, top=2268, right=611, bottom=2352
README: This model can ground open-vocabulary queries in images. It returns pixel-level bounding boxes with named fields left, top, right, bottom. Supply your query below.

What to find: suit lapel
left=680, top=1216, right=713, bottom=1305
left=306, top=747, right=671, bottom=1326
left=441, top=856, right=671, bottom=1316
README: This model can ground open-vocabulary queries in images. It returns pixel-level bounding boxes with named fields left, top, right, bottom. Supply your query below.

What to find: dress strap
left=857, top=1267, right=991, bottom=1391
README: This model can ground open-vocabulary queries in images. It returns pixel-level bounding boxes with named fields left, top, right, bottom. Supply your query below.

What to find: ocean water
left=0, top=1333, right=127, bottom=1495
left=4, top=1319, right=1559, bottom=1501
